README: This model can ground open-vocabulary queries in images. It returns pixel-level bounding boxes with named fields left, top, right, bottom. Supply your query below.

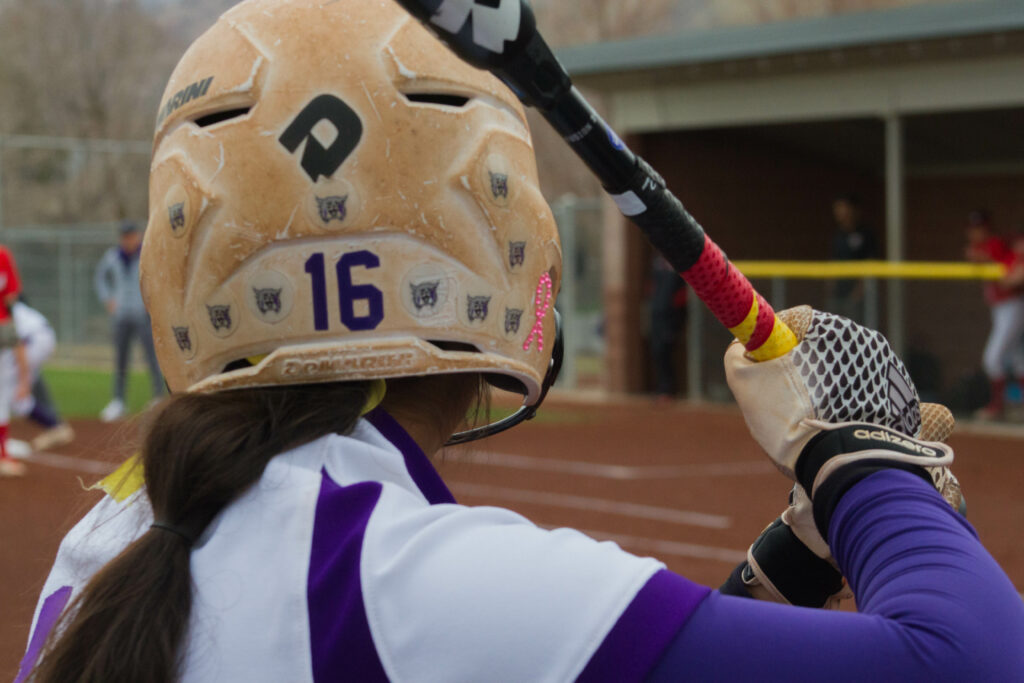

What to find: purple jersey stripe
left=14, top=585, right=72, bottom=683
left=308, top=475, right=389, bottom=683
left=577, top=569, right=710, bottom=683
left=364, top=407, right=456, bottom=505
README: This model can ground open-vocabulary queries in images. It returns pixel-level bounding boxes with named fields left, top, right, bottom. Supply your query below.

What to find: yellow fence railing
left=684, top=260, right=1005, bottom=401
left=730, top=260, right=1005, bottom=280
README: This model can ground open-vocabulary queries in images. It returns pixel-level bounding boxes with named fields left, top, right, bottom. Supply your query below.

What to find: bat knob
left=395, top=0, right=571, bottom=109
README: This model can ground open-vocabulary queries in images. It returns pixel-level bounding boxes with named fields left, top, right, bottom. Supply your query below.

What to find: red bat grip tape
left=748, top=292, right=777, bottom=349
left=681, top=235, right=777, bottom=351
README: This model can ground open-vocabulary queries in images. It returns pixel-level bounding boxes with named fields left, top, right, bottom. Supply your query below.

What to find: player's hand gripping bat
left=393, top=0, right=797, bottom=360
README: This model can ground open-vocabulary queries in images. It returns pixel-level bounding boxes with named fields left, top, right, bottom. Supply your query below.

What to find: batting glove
left=724, top=411, right=965, bottom=608
left=779, top=400, right=963, bottom=566
left=721, top=307, right=963, bottom=606
left=723, top=305, right=930, bottom=480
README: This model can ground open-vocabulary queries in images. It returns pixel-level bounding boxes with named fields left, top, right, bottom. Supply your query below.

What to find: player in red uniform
left=965, top=209, right=1023, bottom=419
left=0, top=245, right=30, bottom=476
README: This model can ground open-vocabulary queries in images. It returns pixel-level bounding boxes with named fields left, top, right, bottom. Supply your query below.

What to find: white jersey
left=11, top=302, right=50, bottom=342
left=19, top=410, right=709, bottom=682
left=4, top=303, right=55, bottom=419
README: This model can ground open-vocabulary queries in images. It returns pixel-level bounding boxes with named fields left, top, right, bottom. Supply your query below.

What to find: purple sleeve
left=645, top=470, right=1024, bottom=682
left=578, top=570, right=710, bottom=683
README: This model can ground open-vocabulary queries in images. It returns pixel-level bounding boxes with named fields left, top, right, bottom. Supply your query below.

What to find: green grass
left=41, top=367, right=163, bottom=419
left=38, top=367, right=593, bottom=424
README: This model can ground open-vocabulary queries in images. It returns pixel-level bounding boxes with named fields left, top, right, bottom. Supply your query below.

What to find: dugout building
left=558, top=0, right=1024, bottom=405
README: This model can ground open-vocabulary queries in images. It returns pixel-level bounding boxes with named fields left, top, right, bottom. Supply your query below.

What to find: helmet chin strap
left=445, top=309, right=563, bottom=446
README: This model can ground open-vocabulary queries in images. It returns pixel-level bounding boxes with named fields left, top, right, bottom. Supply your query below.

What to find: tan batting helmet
left=141, top=0, right=562, bottom=422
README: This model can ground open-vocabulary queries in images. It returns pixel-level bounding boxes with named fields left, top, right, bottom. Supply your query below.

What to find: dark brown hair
left=30, top=370, right=486, bottom=683
left=30, top=381, right=376, bottom=683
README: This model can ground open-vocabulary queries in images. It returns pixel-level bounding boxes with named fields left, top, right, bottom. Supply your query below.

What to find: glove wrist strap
left=796, top=423, right=949, bottom=539
left=719, top=561, right=754, bottom=599
left=744, top=517, right=845, bottom=608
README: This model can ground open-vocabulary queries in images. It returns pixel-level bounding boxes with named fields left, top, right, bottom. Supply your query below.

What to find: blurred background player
left=648, top=253, right=687, bottom=402
left=93, top=222, right=163, bottom=422
left=964, top=209, right=1023, bottom=419
left=824, top=193, right=876, bottom=323
left=0, top=243, right=29, bottom=476
left=7, top=300, right=74, bottom=451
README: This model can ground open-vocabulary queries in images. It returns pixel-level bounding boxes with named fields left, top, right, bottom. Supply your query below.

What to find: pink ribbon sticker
left=523, top=272, right=553, bottom=352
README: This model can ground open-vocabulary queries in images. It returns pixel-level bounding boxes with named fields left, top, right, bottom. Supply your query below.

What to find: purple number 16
left=303, top=250, right=384, bottom=332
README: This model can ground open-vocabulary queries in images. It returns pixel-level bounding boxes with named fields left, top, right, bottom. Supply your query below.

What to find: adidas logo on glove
left=851, top=429, right=939, bottom=457
left=797, top=420, right=955, bottom=501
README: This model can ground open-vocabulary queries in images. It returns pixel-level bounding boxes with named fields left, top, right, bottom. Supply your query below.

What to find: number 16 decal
left=304, top=250, right=384, bottom=331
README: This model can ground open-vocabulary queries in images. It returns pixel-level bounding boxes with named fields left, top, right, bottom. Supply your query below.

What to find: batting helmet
left=141, top=0, right=562, bottom=440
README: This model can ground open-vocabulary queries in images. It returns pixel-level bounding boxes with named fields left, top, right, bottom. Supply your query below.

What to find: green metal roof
left=556, top=0, right=1024, bottom=76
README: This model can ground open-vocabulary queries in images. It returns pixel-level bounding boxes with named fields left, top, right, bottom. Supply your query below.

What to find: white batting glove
left=723, top=306, right=948, bottom=481
left=721, top=307, right=963, bottom=608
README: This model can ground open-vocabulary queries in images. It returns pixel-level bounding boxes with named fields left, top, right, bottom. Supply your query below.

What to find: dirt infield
left=2, top=399, right=1022, bottom=678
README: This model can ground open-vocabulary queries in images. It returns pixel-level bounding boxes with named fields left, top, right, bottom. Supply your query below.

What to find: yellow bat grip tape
left=728, top=298, right=799, bottom=362
left=728, top=297, right=761, bottom=343
left=748, top=317, right=799, bottom=361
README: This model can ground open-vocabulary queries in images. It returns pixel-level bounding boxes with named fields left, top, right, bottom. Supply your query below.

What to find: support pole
left=59, top=233, right=74, bottom=344
left=553, top=195, right=578, bottom=389
left=0, top=135, right=5, bottom=232
left=686, top=296, right=703, bottom=401
left=885, top=114, right=905, bottom=356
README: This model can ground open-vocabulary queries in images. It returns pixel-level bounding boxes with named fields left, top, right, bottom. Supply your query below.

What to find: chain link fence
left=551, top=196, right=605, bottom=390
left=0, top=134, right=150, bottom=364
left=4, top=224, right=129, bottom=364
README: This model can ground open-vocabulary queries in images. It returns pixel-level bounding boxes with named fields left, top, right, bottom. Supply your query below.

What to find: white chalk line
left=451, top=481, right=730, bottom=529
left=21, top=443, right=774, bottom=486
left=14, top=443, right=1023, bottom=577
left=19, top=450, right=114, bottom=476
left=542, top=525, right=746, bottom=564
left=453, top=450, right=774, bottom=480
left=24, top=448, right=744, bottom=563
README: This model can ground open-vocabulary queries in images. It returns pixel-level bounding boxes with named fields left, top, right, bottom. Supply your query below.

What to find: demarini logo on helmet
left=282, top=350, right=418, bottom=378
left=279, top=95, right=363, bottom=182
left=156, top=76, right=214, bottom=128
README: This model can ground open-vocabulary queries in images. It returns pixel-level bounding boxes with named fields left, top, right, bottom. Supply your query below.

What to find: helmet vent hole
left=426, top=340, right=479, bottom=353
left=193, top=107, right=252, bottom=128
left=222, top=358, right=255, bottom=373
left=403, top=93, right=471, bottom=108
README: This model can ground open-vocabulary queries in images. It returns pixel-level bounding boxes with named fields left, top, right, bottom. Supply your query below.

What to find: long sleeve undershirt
left=646, top=469, right=1024, bottom=681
